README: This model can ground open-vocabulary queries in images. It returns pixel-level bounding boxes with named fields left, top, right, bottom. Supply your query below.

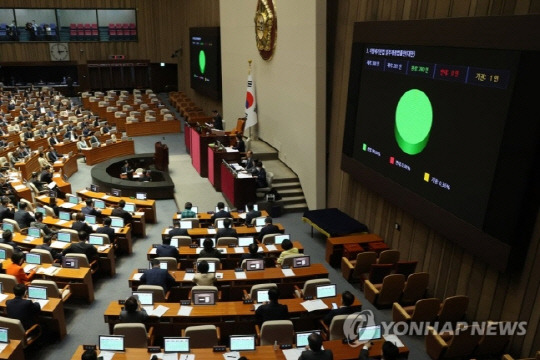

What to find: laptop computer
left=316, top=284, right=337, bottom=299
left=99, top=335, right=125, bottom=352
left=110, top=218, right=124, bottom=228
left=132, top=291, right=153, bottom=306
left=180, top=221, right=192, bottom=229
left=163, top=337, right=190, bottom=353
left=296, top=331, right=321, bottom=348
left=58, top=211, right=71, bottom=221
left=229, top=335, right=256, bottom=351
left=192, top=291, right=216, bottom=305
left=255, top=217, right=266, bottom=227
left=123, top=203, right=135, bottom=213
left=94, top=199, right=106, bottom=209
left=293, top=255, right=311, bottom=268
left=27, top=227, right=41, bottom=238
left=274, top=234, right=290, bottom=245
left=238, top=237, right=254, bottom=247
left=135, top=192, right=147, bottom=200
left=62, top=257, right=79, bottom=269
left=85, top=214, right=97, bottom=225
left=358, top=325, right=382, bottom=341
left=0, top=327, right=8, bottom=344
left=245, top=259, right=264, bottom=271
left=28, top=285, right=47, bottom=301
left=256, top=289, right=269, bottom=303
left=88, top=235, right=104, bottom=245
left=111, top=188, right=122, bottom=197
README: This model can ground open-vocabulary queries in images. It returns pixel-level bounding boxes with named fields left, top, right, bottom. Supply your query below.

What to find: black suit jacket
left=35, top=243, right=62, bottom=260
left=6, top=297, right=41, bottom=330
left=156, top=244, right=179, bottom=258
left=299, top=349, right=334, bottom=360
left=322, top=305, right=358, bottom=325
left=357, top=348, right=406, bottom=360
left=257, top=224, right=281, bottom=242
left=96, top=225, right=116, bottom=242
left=211, top=210, right=231, bottom=222
left=168, top=227, right=189, bottom=237
left=111, top=207, right=133, bottom=224
left=62, top=241, right=98, bottom=262
left=71, top=220, right=93, bottom=235
left=215, top=227, right=238, bottom=241
left=14, top=210, right=34, bottom=228
left=255, top=301, right=289, bottom=324
left=0, top=205, right=14, bottom=221
left=140, top=267, right=176, bottom=292
left=245, top=210, right=262, bottom=225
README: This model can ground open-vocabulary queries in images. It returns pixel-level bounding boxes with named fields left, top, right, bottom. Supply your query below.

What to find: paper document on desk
left=301, top=299, right=328, bottom=312
left=226, top=147, right=239, bottom=153
left=183, top=273, right=195, bottom=281
left=48, top=181, right=57, bottom=188
left=79, top=189, right=88, bottom=193
left=97, top=351, right=114, bottom=360
left=39, top=266, right=60, bottom=276
left=238, top=213, right=246, bottom=219
left=60, top=203, right=76, bottom=208
left=234, top=247, right=245, bottom=253
left=237, top=173, right=253, bottom=179
left=33, top=299, right=49, bottom=308
left=178, top=305, right=193, bottom=316
left=235, top=271, right=247, bottom=279
left=50, top=241, right=68, bottom=249
left=97, top=245, right=110, bottom=252
left=135, top=211, right=145, bottom=216
left=150, top=305, right=169, bottom=317
left=0, top=344, right=7, bottom=354
left=265, top=245, right=277, bottom=251
left=55, top=220, right=68, bottom=225
left=149, top=248, right=157, bottom=254
left=101, top=195, right=110, bottom=199
left=24, top=264, right=37, bottom=273
left=223, top=351, right=240, bottom=360
left=384, top=334, right=405, bottom=347
left=255, top=226, right=263, bottom=232
left=13, top=184, right=26, bottom=190
left=281, top=268, right=295, bottom=277
left=207, top=229, right=216, bottom=235
left=132, top=273, right=143, bottom=280
left=143, top=305, right=154, bottom=314
left=283, top=348, right=303, bottom=360
left=0, top=294, right=8, bottom=303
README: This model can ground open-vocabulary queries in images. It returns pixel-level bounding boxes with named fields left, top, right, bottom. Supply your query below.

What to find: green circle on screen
left=198, top=50, right=206, bottom=74
left=394, top=89, right=433, bottom=155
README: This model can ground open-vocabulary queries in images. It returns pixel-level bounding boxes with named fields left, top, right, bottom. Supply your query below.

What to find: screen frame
left=229, top=335, right=256, bottom=351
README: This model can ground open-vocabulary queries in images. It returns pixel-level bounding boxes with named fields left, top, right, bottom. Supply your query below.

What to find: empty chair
left=401, top=272, right=429, bottom=305
left=319, top=314, right=352, bottom=341
left=394, top=261, right=418, bottom=278
left=244, top=283, right=278, bottom=302
left=425, top=324, right=482, bottom=360
left=216, top=237, right=238, bottom=246
left=364, top=274, right=405, bottom=308
left=0, top=316, right=42, bottom=348
left=256, top=320, right=294, bottom=346
left=113, top=323, right=153, bottom=348
left=437, top=295, right=469, bottom=324
left=30, top=249, right=54, bottom=264
left=360, top=264, right=395, bottom=288
left=473, top=321, right=511, bottom=357
left=137, top=284, right=169, bottom=302
left=43, top=205, right=56, bottom=218
left=341, top=251, right=377, bottom=282
left=281, top=254, right=308, bottom=268
left=261, top=233, right=281, bottom=245
left=392, top=298, right=441, bottom=323
left=294, top=278, right=331, bottom=299
left=30, top=279, right=71, bottom=302
left=171, top=236, right=192, bottom=246
left=0, top=274, right=17, bottom=293
left=155, top=257, right=178, bottom=271
left=377, top=249, right=400, bottom=264
left=183, top=325, right=220, bottom=348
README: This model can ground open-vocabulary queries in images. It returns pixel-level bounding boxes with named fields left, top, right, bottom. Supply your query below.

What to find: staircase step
left=277, top=188, right=304, bottom=196
left=283, top=203, right=308, bottom=213
left=272, top=180, right=301, bottom=187
left=280, top=196, right=307, bottom=205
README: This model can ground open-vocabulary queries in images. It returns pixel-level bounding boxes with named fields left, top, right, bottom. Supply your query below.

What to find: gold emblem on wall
left=254, top=0, right=277, bottom=60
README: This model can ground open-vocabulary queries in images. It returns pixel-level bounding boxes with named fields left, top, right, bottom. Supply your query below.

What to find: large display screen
left=189, top=27, right=222, bottom=100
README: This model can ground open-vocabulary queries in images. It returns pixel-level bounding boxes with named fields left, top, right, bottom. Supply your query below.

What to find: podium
left=154, top=141, right=169, bottom=171
left=221, top=161, right=256, bottom=209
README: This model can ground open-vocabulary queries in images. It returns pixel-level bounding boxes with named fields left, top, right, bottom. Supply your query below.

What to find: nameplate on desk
left=304, top=296, right=314, bottom=300
left=138, top=268, right=146, bottom=273
left=280, top=344, right=293, bottom=349
left=152, top=244, right=159, bottom=248
left=228, top=244, right=236, bottom=248
left=243, top=299, right=253, bottom=304
left=185, top=268, right=194, bottom=273
left=189, top=244, right=198, bottom=248
left=147, top=346, right=161, bottom=353
left=234, top=268, right=243, bottom=272
left=118, top=299, right=126, bottom=305
left=213, top=346, right=226, bottom=352
left=180, top=300, right=191, bottom=306
left=83, top=345, right=97, bottom=350
left=281, top=265, right=291, bottom=269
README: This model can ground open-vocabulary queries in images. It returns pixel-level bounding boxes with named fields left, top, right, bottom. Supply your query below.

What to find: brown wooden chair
left=364, top=274, right=405, bottom=308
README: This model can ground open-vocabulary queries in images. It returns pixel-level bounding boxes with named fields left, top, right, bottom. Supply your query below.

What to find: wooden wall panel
left=328, top=0, right=540, bottom=356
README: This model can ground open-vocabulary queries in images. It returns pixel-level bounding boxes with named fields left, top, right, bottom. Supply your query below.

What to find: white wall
left=220, top=0, right=326, bottom=209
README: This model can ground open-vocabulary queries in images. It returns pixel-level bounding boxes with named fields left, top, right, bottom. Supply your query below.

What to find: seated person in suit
left=193, top=260, right=216, bottom=286
left=31, top=212, right=55, bottom=236
left=120, top=160, right=134, bottom=178
left=5, top=252, right=36, bottom=284
left=180, top=201, right=197, bottom=219
left=111, top=200, right=133, bottom=225
left=243, top=150, right=256, bottom=173
left=323, top=290, right=356, bottom=325
left=232, top=134, right=245, bottom=152
left=245, top=202, right=261, bottom=225
left=253, top=161, right=268, bottom=188
left=255, top=287, right=289, bottom=325
left=199, top=238, right=222, bottom=259
left=14, top=201, right=35, bottom=229
left=96, top=217, right=116, bottom=243
left=211, top=202, right=231, bottom=222
left=38, top=152, right=51, bottom=170
left=168, top=221, right=189, bottom=237
left=6, top=284, right=41, bottom=330
left=215, top=218, right=237, bottom=241
left=240, top=243, right=264, bottom=263
left=299, top=332, right=333, bottom=360
left=257, top=217, right=280, bottom=242
left=0, top=196, right=15, bottom=222
left=81, top=199, right=101, bottom=216
left=76, top=135, right=88, bottom=150
left=140, top=258, right=176, bottom=293
left=62, top=231, right=98, bottom=263
left=71, top=212, right=94, bottom=235
left=156, top=236, right=179, bottom=258
left=119, top=295, right=149, bottom=323
left=47, top=145, right=61, bottom=162
left=40, top=165, right=54, bottom=184
left=358, top=341, right=403, bottom=360
left=35, top=234, right=62, bottom=261
left=276, top=239, right=299, bottom=265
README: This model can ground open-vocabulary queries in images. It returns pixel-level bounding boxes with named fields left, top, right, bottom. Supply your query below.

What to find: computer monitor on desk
left=94, top=199, right=105, bottom=209
left=163, top=337, right=190, bottom=353
left=59, top=211, right=71, bottom=221
left=192, top=291, right=216, bottom=305
left=123, top=203, right=135, bottom=213
left=0, top=327, right=8, bottom=344
left=136, top=192, right=146, bottom=200
left=99, top=335, right=125, bottom=352
left=229, top=335, right=256, bottom=351
left=110, top=218, right=124, bottom=228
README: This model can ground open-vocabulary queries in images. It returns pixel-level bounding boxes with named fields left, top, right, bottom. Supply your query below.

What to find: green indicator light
left=395, top=89, right=433, bottom=155
left=198, top=50, right=206, bottom=74
left=362, top=143, right=367, bottom=151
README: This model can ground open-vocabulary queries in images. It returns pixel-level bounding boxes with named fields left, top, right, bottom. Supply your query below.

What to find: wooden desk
left=129, top=262, right=328, bottom=301
left=104, top=295, right=361, bottom=336
left=0, top=339, right=23, bottom=360
left=182, top=224, right=284, bottom=239
left=82, top=140, right=135, bottom=165
left=27, top=137, right=49, bottom=152
left=325, top=234, right=383, bottom=267
left=37, top=264, right=95, bottom=303
left=172, top=210, right=269, bottom=226
left=189, top=127, right=233, bottom=177
left=77, top=189, right=157, bottom=224
left=14, top=152, right=40, bottom=180
left=221, top=162, right=256, bottom=209
left=208, top=147, right=242, bottom=191
left=0, top=292, right=67, bottom=340
left=52, top=154, right=79, bottom=178
left=53, top=140, right=78, bottom=157
left=125, top=119, right=181, bottom=137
